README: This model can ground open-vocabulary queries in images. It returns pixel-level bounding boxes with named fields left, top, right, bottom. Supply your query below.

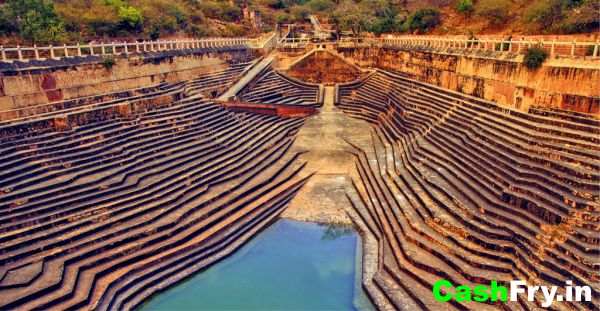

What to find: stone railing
left=278, top=37, right=311, bottom=49
left=334, top=35, right=600, bottom=59
left=251, top=32, right=279, bottom=51
left=377, top=36, right=600, bottom=58
left=0, top=37, right=250, bottom=62
left=278, top=26, right=292, bottom=44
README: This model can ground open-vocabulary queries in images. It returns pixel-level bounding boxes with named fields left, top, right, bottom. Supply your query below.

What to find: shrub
left=198, top=1, right=241, bottom=21
left=369, top=12, right=405, bottom=34
left=188, top=24, right=210, bottom=37
left=290, top=5, right=311, bottom=21
left=256, top=0, right=287, bottom=9
left=275, top=12, right=291, bottom=24
left=198, top=1, right=221, bottom=18
left=219, top=2, right=242, bottom=22
left=168, top=5, right=188, bottom=28
left=118, top=6, right=143, bottom=30
left=456, top=0, right=474, bottom=14
left=0, top=5, right=17, bottom=36
left=307, top=0, right=334, bottom=12
left=525, top=0, right=563, bottom=30
left=523, top=47, right=548, bottom=69
left=101, top=56, right=116, bottom=70
left=222, top=24, right=246, bottom=37
left=369, top=17, right=394, bottom=34
left=476, top=0, right=510, bottom=25
left=403, top=8, right=440, bottom=33
left=59, top=1, right=120, bottom=37
left=148, top=25, right=160, bottom=40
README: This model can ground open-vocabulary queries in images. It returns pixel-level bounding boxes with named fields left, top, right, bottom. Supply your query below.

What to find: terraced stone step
left=0, top=65, right=318, bottom=310
left=338, top=70, right=599, bottom=310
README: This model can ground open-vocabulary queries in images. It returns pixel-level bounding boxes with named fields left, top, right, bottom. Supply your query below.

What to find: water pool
left=138, top=219, right=374, bottom=311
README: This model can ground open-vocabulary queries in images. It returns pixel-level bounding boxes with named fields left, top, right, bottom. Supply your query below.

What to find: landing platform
left=282, top=86, right=373, bottom=224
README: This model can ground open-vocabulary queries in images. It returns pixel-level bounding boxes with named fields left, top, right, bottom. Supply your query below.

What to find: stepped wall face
left=338, top=47, right=600, bottom=114
left=0, top=49, right=256, bottom=112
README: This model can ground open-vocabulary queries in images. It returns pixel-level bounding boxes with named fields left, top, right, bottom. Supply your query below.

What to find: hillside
left=0, top=0, right=260, bottom=45
left=0, top=0, right=598, bottom=45
left=430, top=0, right=600, bottom=35
left=303, top=0, right=599, bottom=36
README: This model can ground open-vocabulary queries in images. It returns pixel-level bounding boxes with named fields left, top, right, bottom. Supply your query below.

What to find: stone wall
left=0, top=49, right=256, bottom=111
left=338, top=47, right=600, bottom=114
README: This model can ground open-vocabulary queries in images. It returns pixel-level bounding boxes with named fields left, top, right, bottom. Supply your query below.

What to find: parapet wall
left=338, top=47, right=600, bottom=114
left=0, top=49, right=257, bottom=112
left=219, top=101, right=318, bottom=118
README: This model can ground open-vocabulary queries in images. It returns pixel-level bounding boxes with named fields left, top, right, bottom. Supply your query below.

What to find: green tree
left=370, top=13, right=403, bottom=34
left=332, top=0, right=375, bottom=35
left=402, top=8, right=440, bottom=33
left=456, top=0, right=474, bottom=14
left=6, top=0, right=66, bottom=44
left=118, top=6, right=143, bottom=31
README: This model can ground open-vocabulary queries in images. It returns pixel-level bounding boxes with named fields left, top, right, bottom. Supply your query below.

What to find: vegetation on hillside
left=252, top=0, right=597, bottom=35
left=0, top=0, right=66, bottom=44
left=523, top=0, right=598, bottom=33
left=0, top=0, right=598, bottom=45
left=0, top=0, right=251, bottom=44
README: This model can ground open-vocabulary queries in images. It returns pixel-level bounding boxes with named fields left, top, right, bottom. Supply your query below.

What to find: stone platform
left=282, top=86, right=373, bottom=224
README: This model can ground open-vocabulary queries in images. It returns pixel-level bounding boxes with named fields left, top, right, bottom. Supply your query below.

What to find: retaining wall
left=0, top=49, right=257, bottom=111
left=338, top=47, right=600, bottom=114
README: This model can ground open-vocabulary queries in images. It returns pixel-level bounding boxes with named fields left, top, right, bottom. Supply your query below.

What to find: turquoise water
left=138, top=219, right=374, bottom=311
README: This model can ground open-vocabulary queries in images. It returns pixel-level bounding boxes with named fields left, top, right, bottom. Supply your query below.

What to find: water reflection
left=138, top=219, right=373, bottom=311
left=321, top=223, right=355, bottom=241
